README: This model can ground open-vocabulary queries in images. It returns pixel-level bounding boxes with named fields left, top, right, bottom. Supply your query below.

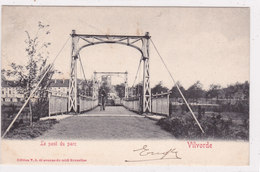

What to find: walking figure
left=100, top=88, right=106, bottom=111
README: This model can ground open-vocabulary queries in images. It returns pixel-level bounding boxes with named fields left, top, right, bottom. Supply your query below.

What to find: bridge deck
left=80, top=106, right=140, bottom=116
left=38, top=106, right=174, bottom=140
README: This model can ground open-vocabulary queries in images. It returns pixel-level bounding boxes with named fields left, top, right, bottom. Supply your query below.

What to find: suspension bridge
left=2, top=30, right=204, bottom=139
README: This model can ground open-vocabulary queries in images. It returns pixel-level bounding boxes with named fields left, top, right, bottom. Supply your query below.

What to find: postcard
left=0, top=5, right=254, bottom=167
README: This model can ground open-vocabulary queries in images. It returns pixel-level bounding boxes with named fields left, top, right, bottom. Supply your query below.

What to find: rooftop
left=2, top=78, right=88, bottom=88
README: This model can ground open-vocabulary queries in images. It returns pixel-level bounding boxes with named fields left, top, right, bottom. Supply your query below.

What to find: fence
left=79, top=95, right=98, bottom=113
left=114, top=98, right=123, bottom=105
left=122, top=92, right=171, bottom=116
left=170, top=97, right=247, bottom=106
left=48, top=95, right=68, bottom=116
left=151, top=92, right=170, bottom=116
left=122, top=96, right=141, bottom=113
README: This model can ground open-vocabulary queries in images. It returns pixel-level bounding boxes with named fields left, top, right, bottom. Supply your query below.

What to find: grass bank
left=4, top=119, right=58, bottom=139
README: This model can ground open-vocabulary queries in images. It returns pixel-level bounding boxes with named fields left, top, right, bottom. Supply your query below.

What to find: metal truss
left=69, top=30, right=151, bottom=113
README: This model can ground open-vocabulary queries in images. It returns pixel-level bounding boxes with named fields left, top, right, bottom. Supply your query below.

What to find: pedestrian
left=100, top=88, right=106, bottom=111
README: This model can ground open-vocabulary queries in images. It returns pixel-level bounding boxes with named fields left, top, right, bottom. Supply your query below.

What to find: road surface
left=37, top=106, right=174, bottom=140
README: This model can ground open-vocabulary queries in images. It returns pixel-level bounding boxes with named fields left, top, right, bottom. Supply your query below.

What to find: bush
left=32, top=99, right=49, bottom=121
left=219, top=100, right=249, bottom=114
left=5, top=119, right=58, bottom=139
left=157, top=113, right=248, bottom=140
left=157, top=115, right=202, bottom=139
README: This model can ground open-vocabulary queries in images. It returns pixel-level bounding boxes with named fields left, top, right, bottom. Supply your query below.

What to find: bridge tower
left=142, top=32, right=151, bottom=113
left=68, top=30, right=151, bottom=113
left=69, top=30, right=79, bottom=112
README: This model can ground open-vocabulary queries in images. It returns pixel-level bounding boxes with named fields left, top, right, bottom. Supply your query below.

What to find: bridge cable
left=131, top=58, right=142, bottom=88
left=138, top=59, right=142, bottom=96
left=150, top=39, right=205, bottom=134
left=78, top=54, right=88, bottom=84
left=78, top=54, right=90, bottom=96
left=2, top=36, right=71, bottom=138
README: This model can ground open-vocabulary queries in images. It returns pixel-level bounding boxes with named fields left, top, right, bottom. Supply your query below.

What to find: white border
left=0, top=0, right=259, bottom=172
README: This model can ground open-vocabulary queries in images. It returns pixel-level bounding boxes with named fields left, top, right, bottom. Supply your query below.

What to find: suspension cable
left=131, top=58, right=142, bottom=88
left=78, top=54, right=88, bottom=84
left=150, top=39, right=205, bottom=133
left=78, top=54, right=91, bottom=96
left=137, top=58, right=142, bottom=97
left=2, top=36, right=71, bottom=138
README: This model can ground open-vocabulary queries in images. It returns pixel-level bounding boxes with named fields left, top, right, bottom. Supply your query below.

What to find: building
left=48, top=79, right=69, bottom=96
left=1, top=78, right=93, bottom=102
left=1, top=80, right=24, bottom=102
left=1, top=79, right=70, bottom=102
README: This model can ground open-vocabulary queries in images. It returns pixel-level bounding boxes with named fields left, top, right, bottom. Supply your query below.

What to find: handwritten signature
left=125, top=145, right=181, bottom=162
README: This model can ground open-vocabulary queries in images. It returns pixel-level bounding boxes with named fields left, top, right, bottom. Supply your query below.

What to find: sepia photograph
left=0, top=5, right=254, bottom=167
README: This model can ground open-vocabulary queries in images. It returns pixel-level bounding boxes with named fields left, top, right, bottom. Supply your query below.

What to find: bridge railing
left=114, top=98, right=123, bottom=106
left=151, top=92, right=171, bottom=116
left=79, top=95, right=98, bottom=113
left=122, top=96, right=141, bottom=113
left=49, top=94, right=68, bottom=116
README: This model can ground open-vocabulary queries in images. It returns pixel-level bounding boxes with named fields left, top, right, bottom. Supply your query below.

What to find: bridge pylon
left=69, top=30, right=79, bottom=112
left=142, top=32, right=151, bottom=113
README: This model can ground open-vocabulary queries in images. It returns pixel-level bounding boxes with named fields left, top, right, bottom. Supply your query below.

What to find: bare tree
left=2, top=21, right=57, bottom=125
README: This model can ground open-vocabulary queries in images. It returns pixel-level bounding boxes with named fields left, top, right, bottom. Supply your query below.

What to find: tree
left=78, top=79, right=93, bottom=96
left=242, top=81, right=249, bottom=99
left=114, top=83, right=125, bottom=98
left=206, top=84, right=221, bottom=99
left=1, top=21, right=55, bottom=124
left=223, top=81, right=249, bottom=100
left=86, top=80, right=94, bottom=96
left=223, top=85, right=235, bottom=99
left=170, top=81, right=186, bottom=98
left=186, top=81, right=205, bottom=102
left=133, top=82, right=143, bottom=96
left=151, top=81, right=169, bottom=94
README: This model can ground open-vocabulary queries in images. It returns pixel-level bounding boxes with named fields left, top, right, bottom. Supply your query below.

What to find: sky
left=1, top=6, right=249, bottom=90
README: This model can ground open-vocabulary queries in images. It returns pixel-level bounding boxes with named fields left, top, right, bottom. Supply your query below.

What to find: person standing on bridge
left=100, top=88, right=107, bottom=111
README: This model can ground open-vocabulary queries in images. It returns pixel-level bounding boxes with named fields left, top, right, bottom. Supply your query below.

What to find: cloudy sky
left=2, top=6, right=249, bottom=89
